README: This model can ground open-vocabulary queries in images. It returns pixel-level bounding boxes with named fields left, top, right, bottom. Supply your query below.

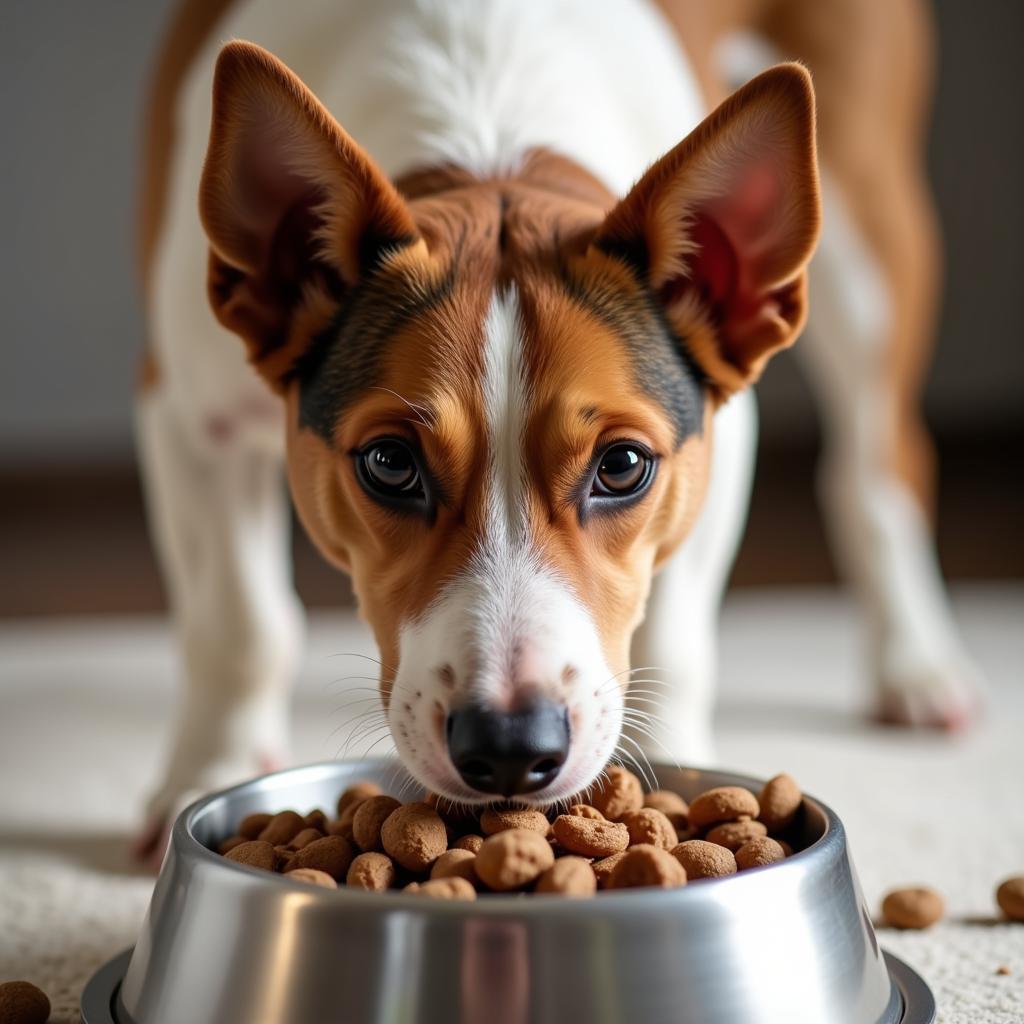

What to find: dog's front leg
left=628, top=393, right=758, bottom=768
left=134, top=390, right=304, bottom=858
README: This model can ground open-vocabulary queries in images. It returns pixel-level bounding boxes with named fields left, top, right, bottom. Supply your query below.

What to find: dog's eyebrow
left=291, top=265, right=456, bottom=445
left=559, top=275, right=706, bottom=446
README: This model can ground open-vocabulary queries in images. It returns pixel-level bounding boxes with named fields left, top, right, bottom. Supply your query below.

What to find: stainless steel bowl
left=82, top=760, right=935, bottom=1024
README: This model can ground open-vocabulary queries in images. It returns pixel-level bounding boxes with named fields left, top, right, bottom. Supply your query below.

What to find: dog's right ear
left=199, top=41, right=421, bottom=389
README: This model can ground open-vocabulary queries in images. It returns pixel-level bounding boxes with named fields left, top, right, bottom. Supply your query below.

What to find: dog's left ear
left=199, top=41, right=421, bottom=389
left=592, top=63, right=821, bottom=397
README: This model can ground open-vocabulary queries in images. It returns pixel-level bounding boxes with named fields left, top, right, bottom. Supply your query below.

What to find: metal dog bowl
left=82, top=760, right=935, bottom=1024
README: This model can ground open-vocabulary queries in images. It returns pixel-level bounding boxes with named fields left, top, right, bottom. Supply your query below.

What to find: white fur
left=388, top=292, right=622, bottom=803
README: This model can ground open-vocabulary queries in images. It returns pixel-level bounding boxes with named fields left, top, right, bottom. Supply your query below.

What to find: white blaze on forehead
left=385, top=287, right=623, bottom=804
left=481, top=287, right=529, bottom=547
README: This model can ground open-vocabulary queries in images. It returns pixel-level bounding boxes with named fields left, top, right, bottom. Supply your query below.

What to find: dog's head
left=199, top=42, right=819, bottom=804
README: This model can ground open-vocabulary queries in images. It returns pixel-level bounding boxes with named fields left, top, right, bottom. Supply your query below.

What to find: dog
left=134, top=0, right=981, bottom=853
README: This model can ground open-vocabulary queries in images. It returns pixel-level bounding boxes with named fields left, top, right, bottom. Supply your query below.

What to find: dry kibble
left=881, top=887, right=945, bottom=929
left=671, top=839, right=737, bottom=880
left=304, top=809, right=328, bottom=831
left=480, top=807, right=550, bottom=835
left=287, top=827, right=325, bottom=851
left=346, top=852, right=396, bottom=891
left=224, top=840, right=276, bottom=872
left=238, top=812, right=273, bottom=840
left=285, top=836, right=355, bottom=881
left=995, top=877, right=1024, bottom=922
left=590, top=765, right=644, bottom=820
left=620, top=808, right=678, bottom=850
left=536, top=856, right=597, bottom=896
left=404, top=877, right=477, bottom=900
left=0, top=981, right=51, bottom=1024
left=218, top=835, right=247, bottom=855
left=593, top=851, right=629, bottom=889
left=552, top=815, right=630, bottom=858
left=705, top=819, right=768, bottom=853
left=758, top=774, right=802, bottom=833
left=452, top=834, right=484, bottom=854
left=381, top=802, right=448, bottom=872
left=337, top=781, right=382, bottom=818
left=219, top=769, right=804, bottom=900
left=430, top=849, right=478, bottom=885
left=608, top=844, right=687, bottom=890
left=287, top=868, right=338, bottom=889
left=476, top=828, right=555, bottom=890
left=257, top=810, right=306, bottom=846
left=735, top=837, right=786, bottom=871
left=568, top=804, right=604, bottom=820
left=777, top=840, right=794, bottom=857
left=352, top=795, right=402, bottom=852
left=688, top=787, right=760, bottom=830
left=643, top=790, right=689, bottom=830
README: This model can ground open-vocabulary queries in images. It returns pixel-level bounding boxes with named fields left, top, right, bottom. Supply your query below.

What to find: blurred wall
left=1, top=0, right=1021, bottom=465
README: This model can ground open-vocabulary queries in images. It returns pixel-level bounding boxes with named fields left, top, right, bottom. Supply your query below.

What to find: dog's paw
left=873, top=645, right=985, bottom=732
left=132, top=750, right=285, bottom=870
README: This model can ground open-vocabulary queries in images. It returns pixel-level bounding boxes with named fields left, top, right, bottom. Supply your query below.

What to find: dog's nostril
left=447, top=700, right=570, bottom=797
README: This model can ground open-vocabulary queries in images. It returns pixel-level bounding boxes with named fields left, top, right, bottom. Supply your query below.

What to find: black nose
left=446, top=700, right=570, bottom=797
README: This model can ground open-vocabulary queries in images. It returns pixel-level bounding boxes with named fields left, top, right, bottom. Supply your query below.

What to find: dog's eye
left=359, top=439, right=423, bottom=498
left=592, top=443, right=653, bottom=496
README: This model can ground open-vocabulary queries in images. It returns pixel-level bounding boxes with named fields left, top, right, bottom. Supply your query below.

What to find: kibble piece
left=735, top=837, right=786, bottom=871
left=287, top=868, right=338, bottom=889
left=705, top=819, right=768, bottom=852
left=381, top=802, right=448, bottom=872
left=535, top=856, right=597, bottom=896
left=224, top=840, right=276, bottom=872
left=218, top=835, right=247, bottom=855
left=568, top=804, right=604, bottom=820
left=304, top=809, right=328, bottom=832
left=430, top=849, right=478, bottom=885
left=337, top=780, right=382, bottom=818
left=257, top=810, right=306, bottom=846
left=480, top=807, right=550, bottom=835
left=592, top=851, right=629, bottom=889
left=995, top=877, right=1024, bottom=922
left=671, top=839, right=737, bottom=880
left=352, top=795, right=402, bottom=852
left=274, top=845, right=295, bottom=871
left=404, top=877, right=477, bottom=900
left=0, top=981, right=51, bottom=1024
left=777, top=840, right=794, bottom=857
left=688, top=787, right=760, bottom=830
left=552, top=815, right=630, bottom=858
left=608, top=844, right=687, bottom=890
left=346, top=852, right=396, bottom=891
left=643, top=790, right=689, bottom=830
left=620, top=808, right=678, bottom=851
left=590, top=766, right=644, bottom=820
left=287, top=827, right=325, bottom=851
left=238, top=812, right=273, bottom=840
left=475, top=829, right=555, bottom=891
left=285, top=835, right=355, bottom=881
left=758, top=774, right=802, bottom=833
left=881, top=887, right=945, bottom=929
left=453, top=834, right=484, bottom=854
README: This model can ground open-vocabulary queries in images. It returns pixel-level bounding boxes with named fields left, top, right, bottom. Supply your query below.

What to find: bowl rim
left=175, top=758, right=846, bottom=917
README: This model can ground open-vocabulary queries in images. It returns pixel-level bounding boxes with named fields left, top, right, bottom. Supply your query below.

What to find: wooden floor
left=1, top=434, right=1020, bottom=617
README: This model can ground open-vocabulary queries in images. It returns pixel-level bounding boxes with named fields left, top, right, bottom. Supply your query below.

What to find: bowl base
left=81, top=947, right=935, bottom=1024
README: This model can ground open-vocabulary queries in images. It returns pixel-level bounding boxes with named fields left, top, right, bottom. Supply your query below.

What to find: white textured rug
left=1, top=584, right=1022, bottom=1023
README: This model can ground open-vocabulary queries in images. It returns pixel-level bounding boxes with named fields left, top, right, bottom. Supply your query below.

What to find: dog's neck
left=310, top=0, right=705, bottom=198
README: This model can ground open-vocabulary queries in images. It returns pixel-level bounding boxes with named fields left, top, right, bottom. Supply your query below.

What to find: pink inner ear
left=670, top=158, right=789, bottom=329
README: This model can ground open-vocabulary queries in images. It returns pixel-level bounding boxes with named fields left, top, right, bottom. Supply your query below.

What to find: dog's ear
left=592, top=63, right=820, bottom=397
left=199, top=41, right=421, bottom=389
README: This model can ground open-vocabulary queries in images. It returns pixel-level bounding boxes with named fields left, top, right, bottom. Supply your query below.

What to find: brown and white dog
left=135, top=0, right=981, bottom=848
